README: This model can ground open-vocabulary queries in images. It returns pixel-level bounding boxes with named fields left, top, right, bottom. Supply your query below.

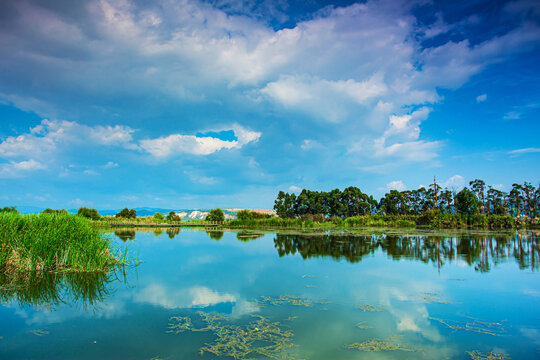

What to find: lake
left=1, top=229, right=539, bottom=359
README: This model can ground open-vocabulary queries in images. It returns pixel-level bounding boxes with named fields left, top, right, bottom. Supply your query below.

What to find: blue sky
left=0, top=0, right=539, bottom=210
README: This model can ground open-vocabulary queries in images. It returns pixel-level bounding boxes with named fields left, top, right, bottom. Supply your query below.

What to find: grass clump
left=0, top=212, right=121, bottom=273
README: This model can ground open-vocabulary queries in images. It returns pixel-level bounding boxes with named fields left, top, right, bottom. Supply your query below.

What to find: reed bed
left=0, top=212, right=123, bottom=272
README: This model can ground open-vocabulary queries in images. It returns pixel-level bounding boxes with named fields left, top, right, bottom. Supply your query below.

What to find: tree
left=236, top=209, right=253, bottom=221
left=166, top=211, right=181, bottom=221
left=0, top=206, right=18, bottom=213
left=116, top=208, right=136, bottom=219
left=42, top=208, right=68, bottom=214
left=380, top=190, right=407, bottom=215
left=153, top=212, right=164, bottom=220
left=469, top=179, right=486, bottom=214
left=206, top=208, right=225, bottom=222
left=454, top=188, right=478, bottom=217
left=77, top=207, right=101, bottom=220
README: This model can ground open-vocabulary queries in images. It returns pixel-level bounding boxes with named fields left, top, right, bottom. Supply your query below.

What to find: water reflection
left=0, top=270, right=121, bottom=309
left=273, top=232, right=539, bottom=272
left=206, top=230, right=224, bottom=241
left=114, top=229, right=136, bottom=241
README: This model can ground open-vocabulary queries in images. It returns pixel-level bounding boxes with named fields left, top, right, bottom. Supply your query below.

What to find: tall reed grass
left=0, top=213, right=122, bottom=272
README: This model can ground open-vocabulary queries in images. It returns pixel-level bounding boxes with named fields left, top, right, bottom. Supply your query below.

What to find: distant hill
left=12, top=206, right=275, bottom=220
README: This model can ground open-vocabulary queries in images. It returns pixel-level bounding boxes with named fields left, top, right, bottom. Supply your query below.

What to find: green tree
left=469, top=179, right=486, bottom=214
left=0, top=206, right=18, bottom=214
left=116, top=208, right=136, bottom=219
left=380, top=190, right=407, bottom=215
left=236, top=209, right=253, bottom=221
left=166, top=211, right=181, bottom=221
left=454, top=188, right=478, bottom=217
left=42, top=208, right=68, bottom=215
left=77, top=207, right=101, bottom=220
left=153, top=212, right=164, bottom=220
left=206, top=208, right=225, bottom=222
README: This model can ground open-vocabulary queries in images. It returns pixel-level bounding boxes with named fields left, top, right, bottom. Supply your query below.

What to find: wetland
left=0, top=228, right=539, bottom=359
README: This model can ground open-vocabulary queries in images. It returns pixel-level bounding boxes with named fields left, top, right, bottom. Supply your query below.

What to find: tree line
left=274, top=179, right=539, bottom=219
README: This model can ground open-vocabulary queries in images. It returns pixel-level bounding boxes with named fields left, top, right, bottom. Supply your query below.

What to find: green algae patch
left=355, top=321, right=373, bottom=329
left=356, top=304, right=385, bottom=312
left=410, top=292, right=452, bottom=304
left=345, top=335, right=417, bottom=352
left=167, top=311, right=299, bottom=359
left=467, top=350, right=511, bottom=359
left=429, top=317, right=507, bottom=336
left=259, top=295, right=312, bottom=307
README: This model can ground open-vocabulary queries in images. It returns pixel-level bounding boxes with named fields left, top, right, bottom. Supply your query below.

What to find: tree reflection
left=273, top=232, right=539, bottom=272
left=114, top=229, right=136, bottom=241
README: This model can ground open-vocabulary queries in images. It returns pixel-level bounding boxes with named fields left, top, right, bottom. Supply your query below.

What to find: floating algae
left=304, top=285, right=318, bottom=288
left=259, top=295, right=312, bottom=307
left=355, top=321, right=373, bottom=329
left=301, top=275, right=316, bottom=278
left=345, top=335, right=416, bottom=352
left=410, top=292, right=452, bottom=304
left=166, top=316, right=193, bottom=334
left=467, top=350, right=511, bottom=359
left=284, top=316, right=299, bottom=321
left=356, top=304, right=385, bottom=312
left=428, top=317, right=507, bottom=336
left=30, top=329, right=49, bottom=337
left=167, top=311, right=298, bottom=359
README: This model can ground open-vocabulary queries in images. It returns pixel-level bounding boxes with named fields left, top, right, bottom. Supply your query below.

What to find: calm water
left=1, top=229, right=539, bottom=359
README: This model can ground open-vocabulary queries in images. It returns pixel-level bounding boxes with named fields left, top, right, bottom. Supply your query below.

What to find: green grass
left=0, top=213, right=124, bottom=273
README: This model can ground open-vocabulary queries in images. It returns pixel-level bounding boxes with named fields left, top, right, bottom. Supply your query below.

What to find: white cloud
left=386, top=180, right=406, bottom=191
left=133, top=283, right=236, bottom=309
left=443, top=175, right=465, bottom=189
left=372, top=138, right=442, bottom=162
left=140, top=124, right=260, bottom=158
left=476, top=94, right=487, bottom=102
left=102, top=161, right=119, bottom=168
left=508, top=147, right=540, bottom=156
left=288, top=185, right=302, bottom=192
left=503, top=111, right=521, bottom=120
left=140, top=134, right=238, bottom=157
left=0, top=159, right=45, bottom=178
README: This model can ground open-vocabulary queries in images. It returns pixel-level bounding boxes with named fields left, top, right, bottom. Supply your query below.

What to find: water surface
left=1, top=229, right=539, bottom=359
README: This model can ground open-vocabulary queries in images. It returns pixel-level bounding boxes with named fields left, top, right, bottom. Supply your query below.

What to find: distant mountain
left=10, top=205, right=275, bottom=220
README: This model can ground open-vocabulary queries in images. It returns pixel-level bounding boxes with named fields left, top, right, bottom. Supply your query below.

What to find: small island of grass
left=0, top=212, right=124, bottom=273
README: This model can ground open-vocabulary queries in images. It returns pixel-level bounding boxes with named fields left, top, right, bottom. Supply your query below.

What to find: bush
left=77, top=207, right=101, bottom=220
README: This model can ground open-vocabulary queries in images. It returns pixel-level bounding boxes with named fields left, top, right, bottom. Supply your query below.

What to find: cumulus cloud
left=139, top=124, right=260, bottom=158
left=0, top=159, right=45, bottom=178
left=386, top=180, right=406, bottom=191
left=443, top=175, right=465, bottom=189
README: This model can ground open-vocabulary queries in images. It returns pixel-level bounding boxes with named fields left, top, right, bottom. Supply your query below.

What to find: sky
left=0, top=0, right=539, bottom=210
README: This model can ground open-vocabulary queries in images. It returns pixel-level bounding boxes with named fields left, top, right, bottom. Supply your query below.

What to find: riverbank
left=0, top=213, right=126, bottom=273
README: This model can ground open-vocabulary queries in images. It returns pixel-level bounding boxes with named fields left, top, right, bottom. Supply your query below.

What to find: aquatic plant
left=410, top=292, right=452, bottom=304
left=166, top=316, right=193, bottom=334
left=30, top=329, right=49, bottom=337
left=167, top=311, right=298, bottom=359
left=428, top=317, right=507, bottom=336
left=0, top=213, right=126, bottom=272
left=345, top=335, right=416, bottom=352
left=356, top=304, right=385, bottom=312
left=467, top=350, right=511, bottom=359
left=355, top=321, right=373, bottom=329
left=259, top=295, right=312, bottom=307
